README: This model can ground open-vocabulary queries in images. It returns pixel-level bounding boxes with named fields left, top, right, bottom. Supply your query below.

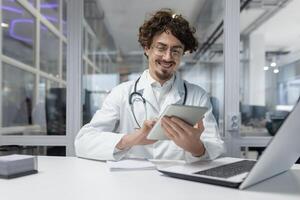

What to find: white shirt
left=147, top=72, right=175, bottom=110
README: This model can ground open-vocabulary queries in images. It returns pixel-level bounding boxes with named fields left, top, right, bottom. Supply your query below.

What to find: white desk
left=1, top=156, right=300, bottom=200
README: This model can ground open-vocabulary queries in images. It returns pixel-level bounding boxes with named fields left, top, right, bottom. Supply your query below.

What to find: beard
left=154, top=69, right=173, bottom=81
left=154, top=59, right=176, bottom=81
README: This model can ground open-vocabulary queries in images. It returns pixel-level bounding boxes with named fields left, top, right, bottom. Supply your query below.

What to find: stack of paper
left=107, top=159, right=156, bottom=171
left=0, top=154, right=38, bottom=179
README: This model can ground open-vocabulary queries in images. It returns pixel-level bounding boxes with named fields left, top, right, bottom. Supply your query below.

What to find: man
left=75, top=9, right=225, bottom=162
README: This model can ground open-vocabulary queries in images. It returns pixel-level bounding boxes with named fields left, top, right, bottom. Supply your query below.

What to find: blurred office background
left=0, top=0, right=299, bottom=160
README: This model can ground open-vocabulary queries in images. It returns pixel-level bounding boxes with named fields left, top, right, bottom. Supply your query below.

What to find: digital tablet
left=147, top=104, right=208, bottom=140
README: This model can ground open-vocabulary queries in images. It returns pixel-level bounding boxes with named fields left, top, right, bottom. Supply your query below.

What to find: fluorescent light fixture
left=273, top=68, right=279, bottom=73
left=264, top=66, right=269, bottom=71
left=1, top=22, right=9, bottom=28
left=276, top=105, right=294, bottom=111
left=270, top=62, right=277, bottom=67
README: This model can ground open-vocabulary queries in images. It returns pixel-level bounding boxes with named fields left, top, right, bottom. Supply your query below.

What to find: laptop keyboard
left=194, top=160, right=256, bottom=178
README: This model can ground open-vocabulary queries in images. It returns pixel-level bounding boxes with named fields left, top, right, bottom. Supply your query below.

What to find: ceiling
left=90, top=0, right=224, bottom=70
left=253, top=0, right=300, bottom=53
left=85, top=0, right=300, bottom=72
left=97, top=0, right=206, bottom=54
left=240, top=0, right=300, bottom=54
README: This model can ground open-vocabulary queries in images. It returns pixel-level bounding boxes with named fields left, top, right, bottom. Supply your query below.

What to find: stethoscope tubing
left=129, top=76, right=187, bottom=128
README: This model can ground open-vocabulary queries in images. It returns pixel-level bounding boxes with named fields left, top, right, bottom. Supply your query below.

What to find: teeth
left=159, top=62, right=172, bottom=67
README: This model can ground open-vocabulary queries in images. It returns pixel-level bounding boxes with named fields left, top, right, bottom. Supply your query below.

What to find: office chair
left=210, top=96, right=219, bottom=125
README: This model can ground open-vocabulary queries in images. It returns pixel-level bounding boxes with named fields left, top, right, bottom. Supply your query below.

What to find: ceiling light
left=273, top=69, right=279, bottom=73
left=1, top=22, right=9, bottom=28
left=270, top=62, right=277, bottom=67
left=264, top=66, right=269, bottom=71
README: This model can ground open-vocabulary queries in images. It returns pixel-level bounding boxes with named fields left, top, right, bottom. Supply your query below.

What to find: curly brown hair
left=138, top=8, right=198, bottom=55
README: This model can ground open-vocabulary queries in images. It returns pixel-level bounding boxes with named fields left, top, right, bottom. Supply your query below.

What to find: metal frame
left=0, top=135, right=69, bottom=146
left=35, top=0, right=41, bottom=109
left=66, top=0, right=83, bottom=156
left=82, top=19, right=107, bottom=74
left=223, top=0, right=241, bottom=157
left=58, top=0, right=63, bottom=86
left=0, top=0, right=3, bottom=127
left=223, top=0, right=274, bottom=157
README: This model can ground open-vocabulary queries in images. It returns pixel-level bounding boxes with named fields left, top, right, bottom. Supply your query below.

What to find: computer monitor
left=45, top=88, right=66, bottom=156
left=240, top=104, right=267, bottom=125
left=45, top=88, right=66, bottom=135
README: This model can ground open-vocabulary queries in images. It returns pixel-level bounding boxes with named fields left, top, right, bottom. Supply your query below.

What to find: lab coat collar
left=135, top=70, right=159, bottom=112
left=135, top=70, right=149, bottom=91
left=135, top=70, right=185, bottom=113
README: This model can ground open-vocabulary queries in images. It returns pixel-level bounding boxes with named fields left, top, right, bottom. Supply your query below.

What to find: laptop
left=157, top=101, right=300, bottom=189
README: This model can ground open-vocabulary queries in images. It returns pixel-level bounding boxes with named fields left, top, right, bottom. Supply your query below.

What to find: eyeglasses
left=151, top=44, right=184, bottom=59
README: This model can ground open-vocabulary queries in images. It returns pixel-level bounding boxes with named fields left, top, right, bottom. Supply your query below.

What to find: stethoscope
left=129, top=76, right=187, bottom=128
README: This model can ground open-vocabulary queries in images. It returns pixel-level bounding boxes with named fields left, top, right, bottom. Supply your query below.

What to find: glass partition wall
left=239, top=0, right=300, bottom=159
left=0, top=0, right=67, bottom=156
left=82, top=0, right=121, bottom=124
left=81, top=0, right=225, bottom=138
left=0, top=0, right=228, bottom=157
left=181, top=0, right=224, bottom=135
left=3, top=1, right=292, bottom=159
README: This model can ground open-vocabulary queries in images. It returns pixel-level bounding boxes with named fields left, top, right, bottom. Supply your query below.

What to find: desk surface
left=1, top=156, right=300, bottom=200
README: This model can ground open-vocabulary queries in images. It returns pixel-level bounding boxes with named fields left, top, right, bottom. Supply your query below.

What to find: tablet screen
left=147, top=104, right=208, bottom=140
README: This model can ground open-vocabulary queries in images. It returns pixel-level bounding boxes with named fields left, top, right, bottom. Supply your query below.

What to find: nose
left=162, top=49, right=173, bottom=61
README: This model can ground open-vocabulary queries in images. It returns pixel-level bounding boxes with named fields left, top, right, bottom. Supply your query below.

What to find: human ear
left=144, top=47, right=150, bottom=57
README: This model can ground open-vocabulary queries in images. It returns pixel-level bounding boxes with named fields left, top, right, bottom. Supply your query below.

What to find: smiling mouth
left=157, top=60, right=175, bottom=68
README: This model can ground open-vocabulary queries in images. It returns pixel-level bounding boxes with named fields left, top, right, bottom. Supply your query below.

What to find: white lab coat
left=75, top=70, right=225, bottom=163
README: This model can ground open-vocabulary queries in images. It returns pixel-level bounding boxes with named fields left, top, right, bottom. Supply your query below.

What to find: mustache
left=156, top=59, right=176, bottom=65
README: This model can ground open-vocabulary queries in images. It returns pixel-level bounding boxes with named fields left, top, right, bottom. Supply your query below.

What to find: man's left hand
left=161, top=116, right=205, bottom=157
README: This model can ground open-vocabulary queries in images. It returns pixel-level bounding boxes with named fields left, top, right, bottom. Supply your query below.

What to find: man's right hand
left=116, top=120, right=157, bottom=150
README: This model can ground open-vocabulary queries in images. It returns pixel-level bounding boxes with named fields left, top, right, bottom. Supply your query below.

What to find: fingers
left=161, top=117, right=183, bottom=139
left=144, top=120, right=156, bottom=127
left=163, top=117, right=205, bottom=139
left=134, top=129, right=157, bottom=145
left=196, top=120, right=205, bottom=133
left=171, top=117, right=205, bottom=134
left=161, top=120, right=177, bottom=139
left=164, top=117, right=185, bottom=135
left=136, top=120, right=158, bottom=145
left=168, top=117, right=193, bottom=133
